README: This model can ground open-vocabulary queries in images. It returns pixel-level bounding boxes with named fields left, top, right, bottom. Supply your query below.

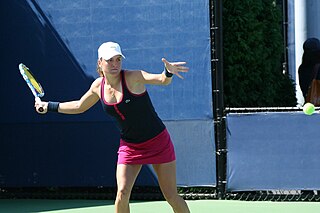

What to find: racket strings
left=25, top=71, right=43, bottom=94
left=20, top=64, right=44, bottom=97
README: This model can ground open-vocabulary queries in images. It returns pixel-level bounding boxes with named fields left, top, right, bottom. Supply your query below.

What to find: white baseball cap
left=98, top=42, right=125, bottom=60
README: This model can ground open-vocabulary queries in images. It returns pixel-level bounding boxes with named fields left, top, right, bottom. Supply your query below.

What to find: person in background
left=35, top=41, right=190, bottom=213
left=298, top=37, right=320, bottom=102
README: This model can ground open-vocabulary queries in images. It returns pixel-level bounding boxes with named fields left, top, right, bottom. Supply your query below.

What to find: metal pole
left=210, top=0, right=227, bottom=199
left=282, top=0, right=289, bottom=75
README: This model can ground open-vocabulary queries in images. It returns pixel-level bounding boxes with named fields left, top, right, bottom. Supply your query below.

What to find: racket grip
left=35, top=97, right=44, bottom=112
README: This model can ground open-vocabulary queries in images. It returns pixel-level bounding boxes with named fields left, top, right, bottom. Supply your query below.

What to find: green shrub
left=223, top=0, right=297, bottom=107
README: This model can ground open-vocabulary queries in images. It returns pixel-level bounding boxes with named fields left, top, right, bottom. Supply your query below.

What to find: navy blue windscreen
left=227, top=112, right=320, bottom=191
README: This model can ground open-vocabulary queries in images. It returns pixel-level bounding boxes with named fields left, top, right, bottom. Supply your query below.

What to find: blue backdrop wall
left=0, top=0, right=215, bottom=187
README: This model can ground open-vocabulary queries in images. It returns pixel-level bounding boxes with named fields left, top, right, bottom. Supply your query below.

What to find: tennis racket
left=19, top=63, right=45, bottom=112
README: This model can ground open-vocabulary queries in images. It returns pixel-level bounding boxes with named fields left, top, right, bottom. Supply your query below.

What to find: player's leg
left=153, top=161, right=190, bottom=213
left=115, top=164, right=142, bottom=213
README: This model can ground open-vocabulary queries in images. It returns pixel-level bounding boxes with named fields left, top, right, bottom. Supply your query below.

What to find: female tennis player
left=35, top=41, right=190, bottom=213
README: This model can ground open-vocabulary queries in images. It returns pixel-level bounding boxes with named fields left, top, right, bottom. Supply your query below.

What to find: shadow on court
left=0, top=199, right=114, bottom=213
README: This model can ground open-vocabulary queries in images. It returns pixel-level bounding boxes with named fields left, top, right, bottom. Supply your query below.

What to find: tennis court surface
left=1, top=199, right=320, bottom=213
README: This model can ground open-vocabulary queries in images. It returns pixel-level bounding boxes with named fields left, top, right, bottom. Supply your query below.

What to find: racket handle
left=35, top=97, right=44, bottom=112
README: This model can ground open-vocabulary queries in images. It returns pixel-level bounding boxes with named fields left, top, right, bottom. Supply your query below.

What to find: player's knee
left=116, top=188, right=131, bottom=202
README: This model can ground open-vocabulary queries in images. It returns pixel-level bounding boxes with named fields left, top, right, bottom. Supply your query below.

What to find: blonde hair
left=96, top=65, right=103, bottom=77
left=96, top=58, right=103, bottom=77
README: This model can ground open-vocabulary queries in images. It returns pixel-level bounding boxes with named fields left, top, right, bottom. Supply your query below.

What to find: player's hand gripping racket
left=19, top=63, right=45, bottom=112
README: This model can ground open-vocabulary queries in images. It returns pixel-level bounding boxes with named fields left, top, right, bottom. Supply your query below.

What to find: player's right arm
left=35, top=78, right=102, bottom=114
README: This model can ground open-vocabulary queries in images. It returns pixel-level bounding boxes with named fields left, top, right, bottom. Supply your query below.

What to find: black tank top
left=100, top=70, right=165, bottom=143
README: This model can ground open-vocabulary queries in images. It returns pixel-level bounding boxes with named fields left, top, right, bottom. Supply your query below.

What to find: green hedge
left=223, top=0, right=297, bottom=107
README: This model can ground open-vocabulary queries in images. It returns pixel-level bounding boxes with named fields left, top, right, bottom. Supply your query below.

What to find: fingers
left=176, top=72, right=184, bottom=79
left=35, top=97, right=41, bottom=104
left=36, top=105, right=47, bottom=114
left=175, top=65, right=189, bottom=72
left=171, top=61, right=187, bottom=66
left=162, top=58, right=170, bottom=67
left=162, top=58, right=187, bottom=66
left=162, top=58, right=189, bottom=79
left=162, top=58, right=189, bottom=70
left=34, top=98, right=47, bottom=114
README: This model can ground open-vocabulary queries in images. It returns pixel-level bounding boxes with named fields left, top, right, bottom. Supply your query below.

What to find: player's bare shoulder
left=90, top=77, right=103, bottom=95
left=124, top=70, right=146, bottom=93
left=124, top=70, right=144, bottom=83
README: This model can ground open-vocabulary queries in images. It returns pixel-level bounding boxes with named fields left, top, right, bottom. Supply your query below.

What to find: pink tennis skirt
left=117, top=129, right=176, bottom=165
